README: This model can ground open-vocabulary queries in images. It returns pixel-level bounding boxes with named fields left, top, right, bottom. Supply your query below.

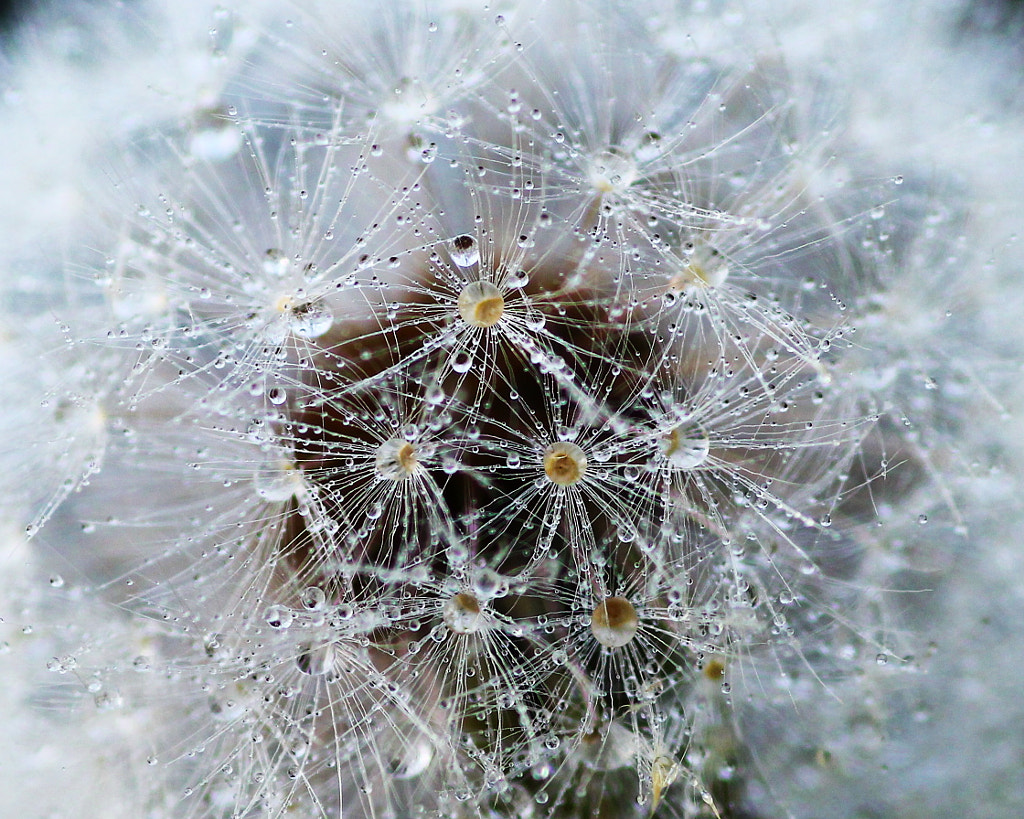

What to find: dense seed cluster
left=23, top=2, right=958, bottom=818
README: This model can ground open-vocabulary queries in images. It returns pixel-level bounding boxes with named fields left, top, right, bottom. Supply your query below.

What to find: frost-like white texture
left=1, top=1, right=1021, bottom=818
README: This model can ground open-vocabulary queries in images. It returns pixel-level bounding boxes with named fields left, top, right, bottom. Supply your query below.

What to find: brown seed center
left=458, top=281, right=505, bottom=328
left=443, top=592, right=484, bottom=634
left=590, top=596, right=640, bottom=648
left=375, top=439, right=419, bottom=480
left=543, top=442, right=586, bottom=486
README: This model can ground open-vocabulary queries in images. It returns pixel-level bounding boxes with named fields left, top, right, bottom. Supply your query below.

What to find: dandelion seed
left=375, top=438, right=420, bottom=480
left=442, top=591, right=486, bottom=634
left=543, top=441, right=587, bottom=486
left=660, top=424, right=711, bottom=470
left=275, top=295, right=333, bottom=339
left=457, top=280, right=505, bottom=328
left=590, top=596, right=640, bottom=649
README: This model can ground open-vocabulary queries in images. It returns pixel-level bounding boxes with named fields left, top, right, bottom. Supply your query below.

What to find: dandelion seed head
left=11, top=1, right=1000, bottom=817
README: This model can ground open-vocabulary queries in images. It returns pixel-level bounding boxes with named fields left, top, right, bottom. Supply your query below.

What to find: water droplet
left=263, top=248, right=288, bottom=277
left=301, top=586, right=326, bottom=610
left=505, top=269, right=529, bottom=289
left=634, top=131, right=664, bottom=163
left=390, top=735, right=434, bottom=778
left=457, top=281, right=504, bottom=327
left=590, top=596, right=639, bottom=648
left=449, top=235, right=480, bottom=267
left=287, top=299, right=333, bottom=338
left=451, top=350, right=473, bottom=373
left=661, top=426, right=710, bottom=469
left=420, top=142, right=438, bottom=164
left=296, top=642, right=336, bottom=676
left=265, top=605, right=293, bottom=629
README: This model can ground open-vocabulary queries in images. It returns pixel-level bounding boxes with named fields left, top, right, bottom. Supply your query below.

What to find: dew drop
left=390, top=735, right=434, bottom=778
left=265, top=605, right=293, bottom=629
left=457, top=281, right=504, bottom=328
left=451, top=350, right=473, bottom=373
left=449, top=234, right=480, bottom=267
left=301, top=586, right=326, bottom=610
left=591, top=596, right=639, bottom=648
left=296, top=642, right=336, bottom=676
left=543, top=441, right=587, bottom=486
left=505, top=269, right=529, bottom=289
left=634, top=131, right=663, bottom=163
left=661, top=426, right=710, bottom=469
left=286, top=299, right=333, bottom=338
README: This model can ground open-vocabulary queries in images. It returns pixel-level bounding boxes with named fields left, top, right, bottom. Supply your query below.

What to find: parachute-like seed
left=457, top=280, right=505, bottom=328
left=443, top=591, right=485, bottom=634
left=375, top=438, right=420, bottom=480
left=660, top=425, right=711, bottom=470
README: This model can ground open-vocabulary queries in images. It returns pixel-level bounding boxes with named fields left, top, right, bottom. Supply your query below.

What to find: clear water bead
left=457, top=281, right=504, bottom=328
left=661, top=426, right=711, bottom=469
left=590, top=596, right=640, bottom=648
left=449, top=234, right=481, bottom=267
left=287, top=299, right=333, bottom=338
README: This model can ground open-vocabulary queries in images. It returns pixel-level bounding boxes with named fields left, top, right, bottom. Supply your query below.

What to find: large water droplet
left=661, top=426, right=710, bottom=469
left=451, top=350, right=473, bottom=373
left=449, top=235, right=480, bottom=268
left=288, top=300, right=333, bottom=338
